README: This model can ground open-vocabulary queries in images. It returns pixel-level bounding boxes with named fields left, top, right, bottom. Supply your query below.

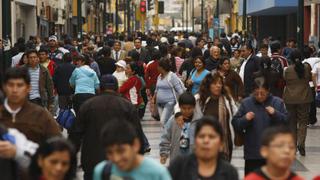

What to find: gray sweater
left=159, top=112, right=202, bottom=162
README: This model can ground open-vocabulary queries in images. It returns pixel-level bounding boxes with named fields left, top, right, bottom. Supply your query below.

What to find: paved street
left=142, top=107, right=320, bottom=179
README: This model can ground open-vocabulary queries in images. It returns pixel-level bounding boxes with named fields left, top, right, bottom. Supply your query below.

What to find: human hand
left=160, top=155, right=167, bottom=164
left=245, top=112, right=255, bottom=121
left=265, top=106, right=275, bottom=115
left=0, top=141, right=17, bottom=159
left=175, top=115, right=184, bottom=128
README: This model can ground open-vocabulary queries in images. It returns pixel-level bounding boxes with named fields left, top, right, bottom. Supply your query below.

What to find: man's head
left=100, top=75, right=119, bottom=92
left=113, top=41, right=122, bottom=52
left=240, top=43, right=253, bottom=59
left=259, top=43, right=269, bottom=57
left=3, top=67, right=30, bottom=104
left=210, top=46, right=221, bottom=59
left=178, top=92, right=196, bottom=119
left=38, top=47, right=49, bottom=63
left=101, top=120, right=140, bottom=172
left=196, top=38, right=206, bottom=49
left=134, top=38, right=142, bottom=49
left=260, top=126, right=296, bottom=170
left=48, top=35, right=58, bottom=48
left=26, top=49, right=40, bottom=68
left=270, top=41, right=281, bottom=54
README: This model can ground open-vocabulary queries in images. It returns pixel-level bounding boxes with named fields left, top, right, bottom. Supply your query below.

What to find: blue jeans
left=157, top=101, right=175, bottom=128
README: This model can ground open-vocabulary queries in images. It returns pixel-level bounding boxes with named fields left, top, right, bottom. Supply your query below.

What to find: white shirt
left=11, top=52, right=24, bottom=67
left=113, top=71, right=127, bottom=87
left=239, top=54, right=252, bottom=82
left=304, top=57, right=320, bottom=87
left=112, top=50, right=121, bottom=61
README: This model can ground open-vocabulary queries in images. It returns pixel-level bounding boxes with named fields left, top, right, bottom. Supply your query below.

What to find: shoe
left=298, top=146, right=306, bottom=156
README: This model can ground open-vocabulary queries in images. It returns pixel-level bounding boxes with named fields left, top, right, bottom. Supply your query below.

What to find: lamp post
left=77, top=0, right=83, bottom=40
left=127, top=0, right=131, bottom=33
left=242, top=0, right=246, bottom=36
left=116, top=0, right=119, bottom=33
left=201, top=0, right=204, bottom=31
left=297, top=0, right=304, bottom=57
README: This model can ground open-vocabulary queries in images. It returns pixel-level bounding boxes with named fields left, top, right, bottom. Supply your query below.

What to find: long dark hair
left=29, top=137, right=77, bottom=180
left=198, top=73, right=232, bottom=109
left=289, top=49, right=305, bottom=79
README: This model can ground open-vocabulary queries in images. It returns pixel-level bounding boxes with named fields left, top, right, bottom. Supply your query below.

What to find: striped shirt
left=29, top=66, right=40, bottom=100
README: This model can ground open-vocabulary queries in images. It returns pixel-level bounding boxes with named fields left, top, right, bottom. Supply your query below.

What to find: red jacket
left=246, top=170, right=304, bottom=180
left=144, top=60, right=159, bottom=89
left=119, top=75, right=143, bottom=105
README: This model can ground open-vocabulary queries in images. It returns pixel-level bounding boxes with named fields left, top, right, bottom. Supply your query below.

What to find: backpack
left=56, top=108, right=76, bottom=129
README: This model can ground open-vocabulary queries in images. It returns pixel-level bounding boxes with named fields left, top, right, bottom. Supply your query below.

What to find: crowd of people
left=0, top=30, right=320, bottom=180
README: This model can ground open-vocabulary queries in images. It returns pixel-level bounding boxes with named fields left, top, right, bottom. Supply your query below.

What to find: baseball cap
left=49, top=35, right=58, bottom=42
left=115, top=60, right=126, bottom=69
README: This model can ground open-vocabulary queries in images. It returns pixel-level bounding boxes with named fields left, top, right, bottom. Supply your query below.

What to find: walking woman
left=232, top=77, right=288, bottom=175
left=119, top=61, right=144, bottom=117
left=29, top=137, right=77, bottom=180
left=283, top=49, right=313, bottom=156
left=195, top=73, right=238, bottom=161
left=154, top=58, right=185, bottom=127
left=169, top=116, right=238, bottom=180
left=216, top=57, right=244, bottom=102
left=69, top=54, right=100, bottom=115
left=185, top=56, right=210, bottom=95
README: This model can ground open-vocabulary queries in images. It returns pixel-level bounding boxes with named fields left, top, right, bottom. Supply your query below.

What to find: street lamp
left=201, top=0, right=204, bottom=31
left=77, top=0, right=83, bottom=40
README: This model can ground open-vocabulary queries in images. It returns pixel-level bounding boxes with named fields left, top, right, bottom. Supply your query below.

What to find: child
left=159, top=92, right=202, bottom=165
left=93, top=119, right=171, bottom=180
left=245, top=126, right=303, bottom=180
left=112, top=60, right=127, bottom=87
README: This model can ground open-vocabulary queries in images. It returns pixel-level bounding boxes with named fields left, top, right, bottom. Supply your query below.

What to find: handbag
left=56, top=108, right=76, bottom=129
left=234, top=131, right=245, bottom=146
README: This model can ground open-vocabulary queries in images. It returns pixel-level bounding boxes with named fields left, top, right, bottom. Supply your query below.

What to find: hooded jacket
left=69, top=65, right=100, bottom=94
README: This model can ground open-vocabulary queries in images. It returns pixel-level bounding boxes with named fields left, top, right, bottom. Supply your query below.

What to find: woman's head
left=158, top=58, right=172, bottom=74
left=253, top=77, right=270, bottom=103
left=125, top=61, right=139, bottom=77
left=289, top=49, right=305, bottom=79
left=218, top=57, right=230, bottom=72
left=29, top=137, right=76, bottom=180
left=62, top=53, right=73, bottom=63
left=194, top=56, right=206, bottom=70
left=194, top=116, right=224, bottom=161
left=74, top=55, right=90, bottom=66
left=199, top=73, right=229, bottom=107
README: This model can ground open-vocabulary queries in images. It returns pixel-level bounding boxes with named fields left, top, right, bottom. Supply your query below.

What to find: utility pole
left=77, top=0, right=82, bottom=40
left=2, top=0, right=12, bottom=74
left=201, top=0, right=204, bottom=31
left=127, top=0, right=131, bottom=33
left=103, top=0, right=107, bottom=34
left=297, top=0, right=304, bottom=57
left=242, top=0, right=246, bottom=36
left=186, top=0, right=189, bottom=32
left=192, top=0, right=194, bottom=32
left=116, top=0, right=119, bottom=33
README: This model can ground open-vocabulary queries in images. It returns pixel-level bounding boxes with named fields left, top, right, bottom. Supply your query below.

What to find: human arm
left=267, top=99, right=288, bottom=124
left=231, top=102, right=253, bottom=132
left=119, top=78, right=135, bottom=94
left=69, top=69, right=77, bottom=88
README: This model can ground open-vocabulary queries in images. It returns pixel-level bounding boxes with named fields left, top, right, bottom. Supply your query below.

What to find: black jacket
left=205, top=56, right=219, bottom=71
left=128, top=48, right=151, bottom=63
left=241, top=55, right=261, bottom=97
left=0, top=159, right=17, bottom=180
left=53, top=63, right=76, bottom=95
left=169, top=153, right=239, bottom=180
left=96, top=57, right=116, bottom=75
left=73, top=92, right=145, bottom=173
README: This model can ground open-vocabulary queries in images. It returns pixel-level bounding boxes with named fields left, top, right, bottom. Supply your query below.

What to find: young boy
left=245, top=126, right=303, bottom=180
left=93, top=119, right=171, bottom=180
left=159, top=92, right=202, bottom=165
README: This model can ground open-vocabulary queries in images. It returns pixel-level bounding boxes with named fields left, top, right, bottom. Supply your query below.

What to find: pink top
left=175, top=57, right=184, bottom=77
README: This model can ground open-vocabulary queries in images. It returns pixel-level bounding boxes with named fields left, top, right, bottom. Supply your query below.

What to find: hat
left=115, top=60, right=126, bottom=68
left=100, top=74, right=118, bottom=91
left=49, top=35, right=58, bottom=42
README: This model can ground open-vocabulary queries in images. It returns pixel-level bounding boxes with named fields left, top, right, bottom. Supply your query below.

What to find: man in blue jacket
left=232, top=76, right=288, bottom=176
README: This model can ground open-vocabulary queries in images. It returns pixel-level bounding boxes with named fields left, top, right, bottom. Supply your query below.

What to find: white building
left=11, top=0, right=37, bottom=43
